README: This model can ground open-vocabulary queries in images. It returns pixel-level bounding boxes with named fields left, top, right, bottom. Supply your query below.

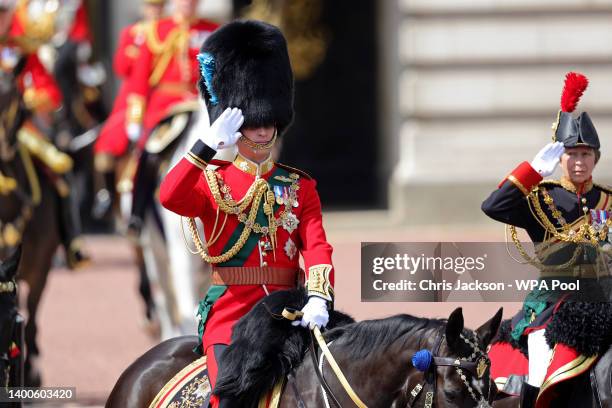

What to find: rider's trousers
left=205, top=344, right=230, bottom=408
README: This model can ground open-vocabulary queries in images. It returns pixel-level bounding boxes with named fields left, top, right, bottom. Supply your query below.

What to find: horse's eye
left=443, top=389, right=461, bottom=402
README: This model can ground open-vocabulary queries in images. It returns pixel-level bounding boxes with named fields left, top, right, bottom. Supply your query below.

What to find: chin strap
left=239, top=133, right=277, bottom=150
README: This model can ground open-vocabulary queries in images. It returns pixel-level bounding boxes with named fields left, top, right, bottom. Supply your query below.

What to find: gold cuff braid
left=127, top=94, right=146, bottom=124
left=307, top=264, right=334, bottom=302
left=507, top=175, right=530, bottom=196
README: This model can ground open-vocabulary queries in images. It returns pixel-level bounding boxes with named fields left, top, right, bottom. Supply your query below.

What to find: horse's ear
left=445, top=307, right=464, bottom=349
left=0, top=245, right=22, bottom=280
left=475, top=307, right=503, bottom=347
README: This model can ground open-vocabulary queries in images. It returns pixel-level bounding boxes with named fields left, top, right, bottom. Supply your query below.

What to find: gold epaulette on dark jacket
left=538, top=180, right=562, bottom=188
left=594, top=183, right=612, bottom=195
left=276, top=163, right=312, bottom=180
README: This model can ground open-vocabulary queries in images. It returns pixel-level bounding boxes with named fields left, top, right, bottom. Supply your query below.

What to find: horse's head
left=403, top=307, right=503, bottom=408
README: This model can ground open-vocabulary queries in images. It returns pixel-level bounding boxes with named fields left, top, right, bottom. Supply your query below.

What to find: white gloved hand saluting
left=530, top=141, right=565, bottom=177
left=202, top=107, right=244, bottom=150
left=292, top=296, right=329, bottom=329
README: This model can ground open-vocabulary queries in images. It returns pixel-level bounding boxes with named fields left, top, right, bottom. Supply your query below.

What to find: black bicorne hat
left=553, top=72, right=600, bottom=149
left=197, top=20, right=294, bottom=135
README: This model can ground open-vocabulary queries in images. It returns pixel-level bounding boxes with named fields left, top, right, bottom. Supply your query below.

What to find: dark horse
left=108, top=288, right=502, bottom=407
left=0, top=246, right=24, bottom=408
left=0, top=60, right=62, bottom=387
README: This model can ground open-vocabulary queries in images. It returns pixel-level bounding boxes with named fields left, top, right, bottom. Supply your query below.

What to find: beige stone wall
left=389, top=0, right=612, bottom=224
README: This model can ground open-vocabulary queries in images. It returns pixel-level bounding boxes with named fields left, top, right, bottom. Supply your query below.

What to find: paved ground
left=24, top=213, right=521, bottom=406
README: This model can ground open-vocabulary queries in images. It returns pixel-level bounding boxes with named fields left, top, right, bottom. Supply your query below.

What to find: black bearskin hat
left=554, top=72, right=600, bottom=150
left=197, top=20, right=294, bottom=135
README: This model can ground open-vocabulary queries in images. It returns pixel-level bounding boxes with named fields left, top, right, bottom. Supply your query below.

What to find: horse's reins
left=407, top=328, right=493, bottom=408
left=281, top=308, right=367, bottom=408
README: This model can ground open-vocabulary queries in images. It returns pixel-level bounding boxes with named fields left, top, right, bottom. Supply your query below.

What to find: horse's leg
left=19, top=181, right=60, bottom=387
left=133, top=242, right=159, bottom=337
left=140, top=215, right=176, bottom=339
left=20, top=235, right=57, bottom=386
left=160, top=208, right=203, bottom=335
left=106, top=336, right=200, bottom=408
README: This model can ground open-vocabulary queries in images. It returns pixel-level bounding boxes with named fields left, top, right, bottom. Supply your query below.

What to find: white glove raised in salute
left=530, top=141, right=565, bottom=177
left=202, top=107, right=244, bottom=150
left=292, top=296, right=329, bottom=329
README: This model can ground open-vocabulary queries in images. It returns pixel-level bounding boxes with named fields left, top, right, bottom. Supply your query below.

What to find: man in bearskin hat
left=482, top=72, right=612, bottom=407
left=159, top=20, right=334, bottom=407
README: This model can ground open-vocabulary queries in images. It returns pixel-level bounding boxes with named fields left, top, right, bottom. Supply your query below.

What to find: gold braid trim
left=0, top=171, right=17, bottom=195
left=205, top=169, right=266, bottom=215
left=187, top=184, right=264, bottom=264
left=127, top=94, right=146, bottom=125
left=507, top=175, right=530, bottom=196
left=186, top=169, right=299, bottom=264
left=307, top=264, right=334, bottom=301
left=528, top=188, right=604, bottom=244
left=507, top=225, right=582, bottom=270
left=148, top=26, right=189, bottom=87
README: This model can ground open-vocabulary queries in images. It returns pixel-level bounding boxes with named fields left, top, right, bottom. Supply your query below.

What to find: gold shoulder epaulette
left=538, top=180, right=562, bottom=188
left=276, top=163, right=312, bottom=180
left=594, top=183, right=612, bottom=195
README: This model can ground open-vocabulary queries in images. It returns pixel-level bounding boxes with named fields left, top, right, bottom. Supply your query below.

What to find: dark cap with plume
left=197, top=20, right=294, bottom=135
left=553, top=72, right=600, bottom=150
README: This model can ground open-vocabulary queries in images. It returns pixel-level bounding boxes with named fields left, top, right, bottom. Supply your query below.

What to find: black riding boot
left=127, top=151, right=159, bottom=237
left=58, top=180, right=90, bottom=269
left=520, top=383, right=539, bottom=408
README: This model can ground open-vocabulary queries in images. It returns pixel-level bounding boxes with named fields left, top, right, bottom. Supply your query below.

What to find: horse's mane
left=324, top=314, right=444, bottom=360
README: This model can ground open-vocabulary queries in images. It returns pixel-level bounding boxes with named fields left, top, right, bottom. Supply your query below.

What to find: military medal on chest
left=590, top=209, right=612, bottom=246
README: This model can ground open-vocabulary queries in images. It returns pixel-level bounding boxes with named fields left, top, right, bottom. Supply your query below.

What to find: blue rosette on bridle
left=196, top=52, right=219, bottom=105
left=412, top=349, right=433, bottom=372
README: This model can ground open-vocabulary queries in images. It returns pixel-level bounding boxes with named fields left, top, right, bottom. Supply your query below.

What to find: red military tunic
left=8, top=0, right=91, bottom=53
left=5, top=0, right=92, bottom=114
left=159, top=141, right=335, bottom=390
left=123, top=17, right=218, bottom=147
left=0, top=42, right=62, bottom=113
left=94, top=21, right=149, bottom=156
left=17, top=53, right=62, bottom=112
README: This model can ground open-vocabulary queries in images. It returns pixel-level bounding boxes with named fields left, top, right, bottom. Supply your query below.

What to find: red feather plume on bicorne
left=560, top=72, right=588, bottom=113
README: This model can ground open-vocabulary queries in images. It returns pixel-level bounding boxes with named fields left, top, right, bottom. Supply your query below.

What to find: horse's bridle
left=407, top=328, right=493, bottom=408
left=285, top=318, right=494, bottom=408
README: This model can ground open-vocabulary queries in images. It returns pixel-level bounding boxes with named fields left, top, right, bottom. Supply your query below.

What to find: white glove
left=202, top=107, right=244, bottom=150
left=530, top=141, right=565, bottom=177
left=126, top=123, right=142, bottom=142
left=292, top=296, right=329, bottom=329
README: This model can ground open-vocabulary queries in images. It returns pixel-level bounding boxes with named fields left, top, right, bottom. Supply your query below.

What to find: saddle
left=148, top=356, right=284, bottom=408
